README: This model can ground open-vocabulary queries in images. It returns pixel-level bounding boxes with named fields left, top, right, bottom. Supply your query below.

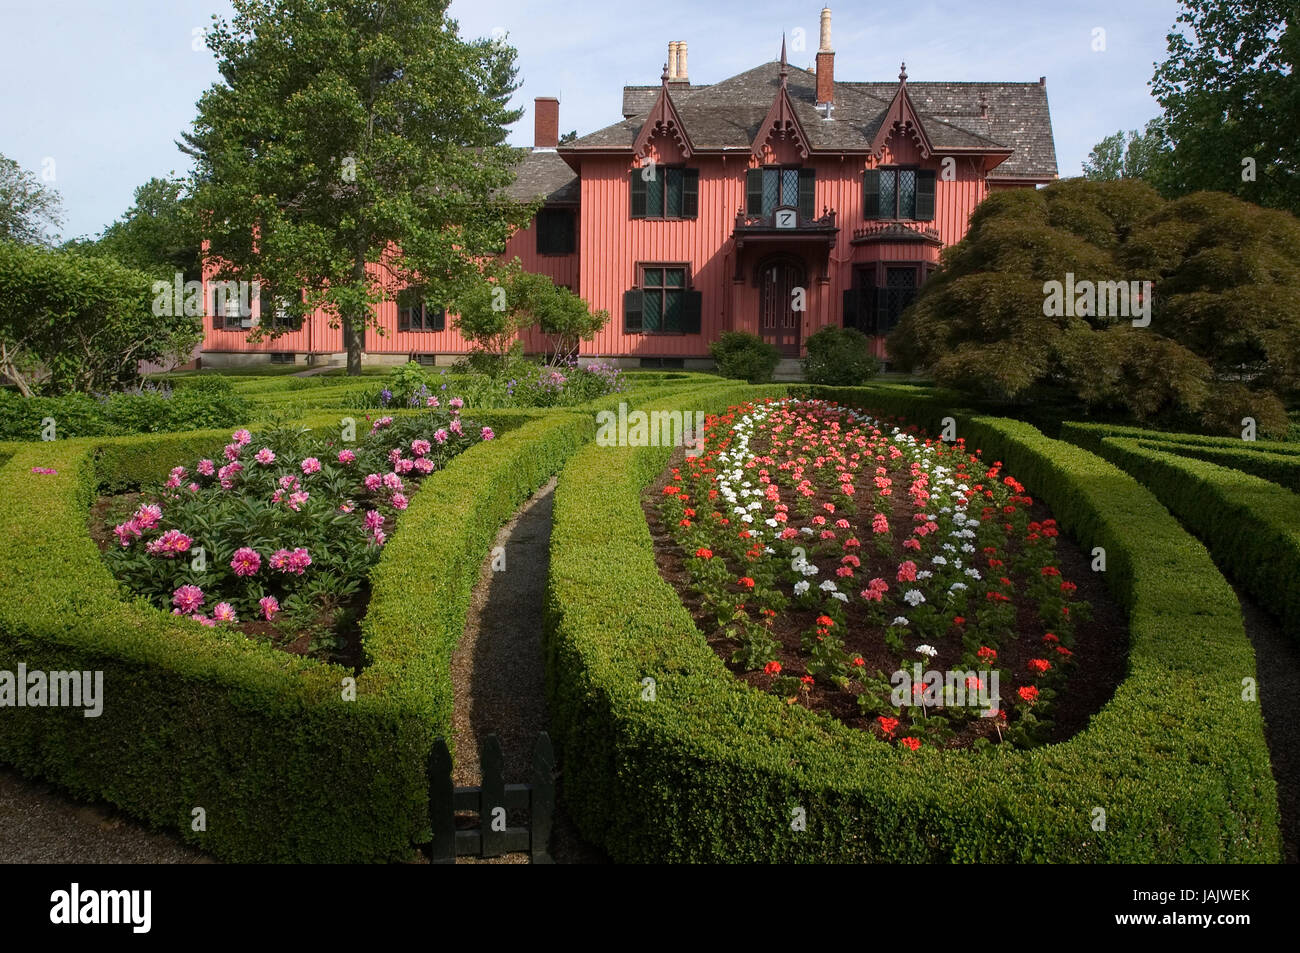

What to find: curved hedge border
left=1060, top=420, right=1300, bottom=456
left=1129, top=440, right=1300, bottom=495
left=1073, top=436, right=1300, bottom=646
left=0, top=408, right=591, bottom=862
left=545, top=384, right=1280, bottom=862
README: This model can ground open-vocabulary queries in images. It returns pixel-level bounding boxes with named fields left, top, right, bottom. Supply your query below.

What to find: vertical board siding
left=201, top=124, right=1026, bottom=362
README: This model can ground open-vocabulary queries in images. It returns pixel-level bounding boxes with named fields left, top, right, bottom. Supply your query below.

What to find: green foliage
left=0, top=410, right=592, bottom=861
left=546, top=382, right=1279, bottom=862
left=0, top=152, right=62, bottom=245
left=0, top=378, right=252, bottom=440
left=1151, top=0, right=1299, bottom=215
left=709, top=331, right=781, bottom=383
left=0, top=240, right=203, bottom=397
left=1082, top=120, right=1173, bottom=190
left=453, top=266, right=603, bottom=369
left=79, top=176, right=200, bottom=282
left=184, top=0, right=537, bottom=373
left=889, top=179, right=1300, bottom=436
left=801, top=326, right=880, bottom=385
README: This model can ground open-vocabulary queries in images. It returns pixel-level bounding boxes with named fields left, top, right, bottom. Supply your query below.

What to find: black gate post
left=480, top=734, right=507, bottom=858
left=531, top=732, right=556, bottom=864
left=427, top=738, right=456, bottom=864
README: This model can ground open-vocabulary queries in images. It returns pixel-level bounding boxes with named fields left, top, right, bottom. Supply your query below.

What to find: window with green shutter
left=630, top=265, right=693, bottom=334
left=398, top=287, right=445, bottom=331
left=749, top=166, right=815, bottom=219
left=629, top=165, right=699, bottom=219
left=866, top=167, right=936, bottom=221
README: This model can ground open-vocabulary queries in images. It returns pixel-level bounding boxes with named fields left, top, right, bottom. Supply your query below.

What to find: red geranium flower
left=899, top=737, right=921, bottom=751
left=694, top=548, right=713, bottom=559
left=763, top=660, right=782, bottom=675
left=1018, top=685, right=1040, bottom=704
left=877, top=716, right=899, bottom=738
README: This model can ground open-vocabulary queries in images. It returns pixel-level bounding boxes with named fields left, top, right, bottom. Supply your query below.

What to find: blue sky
left=0, top=0, right=1183, bottom=240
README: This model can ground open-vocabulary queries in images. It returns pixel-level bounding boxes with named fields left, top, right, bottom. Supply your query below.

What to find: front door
left=759, top=259, right=804, bottom=357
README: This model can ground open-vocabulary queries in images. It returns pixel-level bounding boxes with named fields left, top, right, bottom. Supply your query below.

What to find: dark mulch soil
left=88, top=494, right=366, bottom=671
left=642, top=437, right=1130, bottom=750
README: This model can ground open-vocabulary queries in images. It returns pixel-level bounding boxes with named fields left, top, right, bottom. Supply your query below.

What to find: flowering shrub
left=361, top=359, right=626, bottom=411
left=657, top=399, right=1092, bottom=750
left=102, top=404, right=493, bottom=658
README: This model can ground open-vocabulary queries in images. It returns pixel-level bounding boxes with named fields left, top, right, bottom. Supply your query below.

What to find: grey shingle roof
left=502, top=149, right=579, bottom=204
left=575, top=62, right=1056, bottom=180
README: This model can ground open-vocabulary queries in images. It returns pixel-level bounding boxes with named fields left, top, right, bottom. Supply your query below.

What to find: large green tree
left=888, top=179, right=1300, bottom=437
left=1082, top=120, right=1172, bottom=188
left=1151, top=0, right=1298, bottom=214
left=0, top=153, right=63, bottom=245
left=85, top=176, right=202, bottom=281
left=182, top=0, right=535, bottom=374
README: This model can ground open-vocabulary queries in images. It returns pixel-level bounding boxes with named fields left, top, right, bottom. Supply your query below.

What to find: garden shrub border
left=0, top=408, right=592, bottom=862
left=544, top=383, right=1280, bottom=862
left=1071, top=436, right=1300, bottom=646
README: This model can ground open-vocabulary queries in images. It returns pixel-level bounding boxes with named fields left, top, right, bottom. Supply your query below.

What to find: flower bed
left=0, top=409, right=592, bottom=862
left=96, top=402, right=492, bottom=664
left=545, top=385, right=1280, bottom=862
left=652, top=399, right=1119, bottom=750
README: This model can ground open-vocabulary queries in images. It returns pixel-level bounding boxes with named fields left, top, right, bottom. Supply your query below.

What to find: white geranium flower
left=891, top=617, right=910, bottom=627
left=794, top=581, right=810, bottom=595
left=819, top=580, right=838, bottom=592
left=831, top=591, right=849, bottom=602
left=904, top=589, right=926, bottom=607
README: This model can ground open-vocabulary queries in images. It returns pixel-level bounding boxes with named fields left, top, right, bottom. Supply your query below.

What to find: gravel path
left=0, top=770, right=208, bottom=864
left=447, top=477, right=606, bottom=864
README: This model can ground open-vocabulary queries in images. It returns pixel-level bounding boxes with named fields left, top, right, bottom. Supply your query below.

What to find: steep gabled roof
left=632, top=68, right=696, bottom=159
left=571, top=61, right=1057, bottom=180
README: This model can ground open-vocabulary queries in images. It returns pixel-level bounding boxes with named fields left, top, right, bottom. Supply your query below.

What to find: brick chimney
left=668, top=41, right=679, bottom=80
left=534, top=97, right=559, bottom=149
left=816, top=8, right=834, bottom=108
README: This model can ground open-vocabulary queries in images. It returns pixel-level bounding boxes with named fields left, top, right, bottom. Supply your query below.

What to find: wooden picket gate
left=427, top=732, right=555, bottom=864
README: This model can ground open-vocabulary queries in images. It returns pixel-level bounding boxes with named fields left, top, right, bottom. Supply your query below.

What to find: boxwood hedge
left=0, top=408, right=591, bottom=862
left=1075, top=437, right=1300, bottom=646
left=544, top=384, right=1281, bottom=862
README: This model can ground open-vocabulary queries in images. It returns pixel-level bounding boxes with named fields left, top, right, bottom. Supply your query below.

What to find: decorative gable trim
left=751, top=38, right=811, bottom=160
left=632, top=65, right=694, bottom=160
left=870, top=63, right=935, bottom=161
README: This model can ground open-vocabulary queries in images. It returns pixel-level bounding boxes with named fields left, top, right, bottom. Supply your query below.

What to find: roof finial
left=899, top=61, right=908, bottom=83
left=780, top=35, right=789, bottom=87
left=662, top=62, right=670, bottom=86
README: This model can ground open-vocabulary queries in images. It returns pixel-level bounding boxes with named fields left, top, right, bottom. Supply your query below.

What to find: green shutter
left=874, top=285, right=887, bottom=335
left=682, top=289, right=702, bottom=334
left=666, top=167, right=683, bottom=217
left=630, top=170, right=647, bottom=218
left=863, top=169, right=881, bottom=219
left=430, top=307, right=446, bottom=332
left=798, top=168, right=816, bottom=220
left=915, top=170, right=936, bottom=221
left=842, top=288, right=858, bottom=330
left=682, top=169, right=699, bottom=218
left=623, top=289, right=643, bottom=333
left=746, top=168, right=764, bottom=216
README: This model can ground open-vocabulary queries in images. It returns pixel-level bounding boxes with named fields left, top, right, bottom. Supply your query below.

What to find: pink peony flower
left=271, top=547, right=312, bottom=575
left=300, top=457, right=321, bottom=475
left=433, top=429, right=449, bottom=445
left=388, top=448, right=402, bottom=466
left=337, top=449, right=356, bottom=465
left=449, top=418, right=463, bottom=436
left=414, top=457, right=434, bottom=474
left=147, top=529, right=193, bottom=557
left=30, top=467, right=58, bottom=475
left=363, top=473, right=383, bottom=492
left=188, top=482, right=200, bottom=493
left=426, top=396, right=440, bottom=408
left=259, top=596, right=279, bottom=621
left=411, top=439, right=431, bottom=457
left=391, top=493, right=408, bottom=510
left=364, top=510, right=384, bottom=531
left=223, top=443, right=242, bottom=461
left=212, top=602, right=238, bottom=623
left=113, top=520, right=142, bottom=546
left=383, top=472, right=403, bottom=492
left=255, top=448, right=276, bottom=465
left=172, top=584, right=204, bottom=614
left=230, top=547, right=261, bottom=577
left=370, top=529, right=387, bottom=547
left=197, top=459, right=216, bottom=476
left=338, top=500, right=355, bottom=513
left=232, top=429, right=252, bottom=446
left=481, top=427, right=495, bottom=441
left=287, top=491, right=309, bottom=511
left=134, top=504, right=163, bottom=530
left=193, top=614, right=217, bottom=627
left=278, top=474, right=298, bottom=491
left=395, top=458, right=414, bottom=474
left=449, top=397, right=464, bottom=411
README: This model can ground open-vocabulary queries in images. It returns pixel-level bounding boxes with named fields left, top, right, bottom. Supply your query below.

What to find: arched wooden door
left=758, top=258, right=805, bottom=357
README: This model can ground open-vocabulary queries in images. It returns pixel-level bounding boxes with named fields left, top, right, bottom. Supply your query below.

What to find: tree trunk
left=346, top=254, right=369, bottom=376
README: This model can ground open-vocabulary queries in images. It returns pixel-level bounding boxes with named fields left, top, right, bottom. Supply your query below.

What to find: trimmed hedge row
left=545, top=384, right=1281, bottom=862
left=1060, top=420, right=1300, bottom=456
left=0, top=409, right=592, bottom=862
left=1134, top=440, right=1300, bottom=494
left=1076, top=437, right=1300, bottom=646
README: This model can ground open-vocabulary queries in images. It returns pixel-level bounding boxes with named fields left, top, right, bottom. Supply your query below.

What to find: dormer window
left=864, top=167, right=936, bottom=221
left=630, top=166, right=699, bottom=219
left=747, top=167, right=815, bottom=220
